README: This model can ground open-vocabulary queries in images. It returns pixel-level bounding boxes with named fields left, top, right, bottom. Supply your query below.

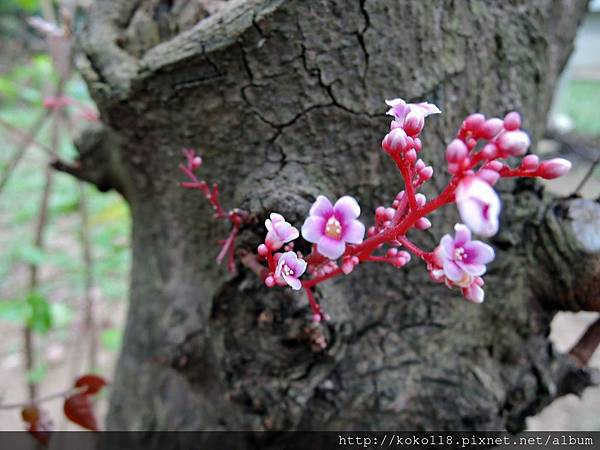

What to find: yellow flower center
left=324, top=216, right=343, bottom=240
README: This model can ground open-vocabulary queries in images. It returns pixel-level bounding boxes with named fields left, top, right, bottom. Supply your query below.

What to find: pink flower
left=437, top=224, right=494, bottom=287
left=455, top=176, right=501, bottom=237
left=385, top=98, right=441, bottom=135
left=265, top=213, right=299, bottom=250
left=301, top=195, right=365, bottom=259
left=275, top=251, right=307, bottom=290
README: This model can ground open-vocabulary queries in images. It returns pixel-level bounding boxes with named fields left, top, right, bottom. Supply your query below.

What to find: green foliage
left=26, top=292, right=53, bottom=334
left=100, top=328, right=123, bottom=351
left=26, top=364, right=47, bottom=384
left=0, top=292, right=54, bottom=334
left=560, top=80, right=600, bottom=137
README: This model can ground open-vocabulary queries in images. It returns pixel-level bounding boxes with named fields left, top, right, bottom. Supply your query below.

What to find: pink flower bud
left=375, top=206, right=387, bottom=222
left=446, top=139, right=468, bottom=164
left=382, top=128, right=408, bottom=153
left=480, top=143, right=497, bottom=160
left=479, top=118, right=504, bottom=140
left=415, top=159, right=426, bottom=171
left=191, top=156, right=203, bottom=169
left=464, top=113, right=485, bottom=132
left=257, top=244, right=269, bottom=256
left=419, top=166, right=434, bottom=180
left=415, top=193, right=427, bottom=207
left=405, top=149, right=417, bottom=163
left=538, top=158, right=571, bottom=179
left=312, top=313, right=322, bottom=323
left=485, top=160, right=504, bottom=172
left=387, top=248, right=398, bottom=258
left=265, top=276, right=275, bottom=288
left=497, top=130, right=530, bottom=156
left=413, top=137, right=422, bottom=152
left=403, top=111, right=425, bottom=136
left=477, top=169, right=500, bottom=186
left=520, top=154, right=539, bottom=171
left=399, top=250, right=411, bottom=261
left=416, top=217, right=432, bottom=230
left=503, top=111, right=521, bottom=131
left=341, top=256, right=355, bottom=275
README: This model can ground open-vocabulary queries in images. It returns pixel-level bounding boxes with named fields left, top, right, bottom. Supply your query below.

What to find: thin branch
left=0, top=109, right=51, bottom=196
left=569, top=316, right=600, bottom=367
left=78, top=182, right=98, bottom=371
left=0, top=386, right=85, bottom=410
left=574, top=157, right=600, bottom=196
left=0, top=117, right=55, bottom=155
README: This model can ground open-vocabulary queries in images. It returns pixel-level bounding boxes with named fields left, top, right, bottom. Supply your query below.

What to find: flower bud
left=464, top=113, right=485, bottom=132
left=390, top=120, right=403, bottom=130
left=341, top=256, right=356, bottom=275
left=403, top=111, right=425, bottom=136
left=480, top=143, right=497, bottom=160
left=520, top=154, right=539, bottom=171
left=477, top=169, right=500, bottom=185
left=375, top=207, right=388, bottom=223
left=191, top=156, right=203, bottom=169
left=497, top=130, right=530, bottom=156
left=405, top=148, right=417, bottom=164
left=485, top=160, right=504, bottom=172
left=503, top=111, right=521, bottom=131
left=479, top=118, right=504, bottom=140
left=387, top=248, right=398, bottom=258
left=382, top=127, right=408, bottom=153
left=257, top=244, right=269, bottom=256
left=415, top=217, right=432, bottom=230
left=419, top=166, right=434, bottom=180
left=538, top=158, right=571, bottom=179
left=413, top=137, right=422, bottom=152
left=415, top=159, right=426, bottom=171
left=265, top=276, right=275, bottom=288
left=415, top=193, right=427, bottom=207
left=446, top=139, right=468, bottom=164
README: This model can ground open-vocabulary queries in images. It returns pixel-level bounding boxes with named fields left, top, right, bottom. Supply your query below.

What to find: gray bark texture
left=74, top=0, right=598, bottom=433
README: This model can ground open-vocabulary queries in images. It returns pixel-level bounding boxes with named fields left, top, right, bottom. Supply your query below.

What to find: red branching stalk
left=179, top=101, right=571, bottom=325
left=179, top=149, right=251, bottom=272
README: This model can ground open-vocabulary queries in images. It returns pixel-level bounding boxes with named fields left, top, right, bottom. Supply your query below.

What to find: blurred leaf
left=100, top=328, right=122, bottom=351
left=50, top=303, right=72, bottom=328
left=16, top=0, right=40, bottom=12
left=26, top=363, right=47, bottom=384
left=26, top=292, right=53, bottom=334
left=0, top=298, right=29, bottom=323
left=90, top=198, right=129, bottom=225
left=63, top=392, right=98, bottom=431
left=17, top=245, right=48, bottom=266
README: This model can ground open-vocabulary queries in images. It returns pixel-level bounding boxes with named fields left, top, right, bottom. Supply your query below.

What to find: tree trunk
left=74, top=0, right=596, bottom=432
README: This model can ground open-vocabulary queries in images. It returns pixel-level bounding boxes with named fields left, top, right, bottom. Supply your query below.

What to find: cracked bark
left=75, top=0, right=596, bottom=433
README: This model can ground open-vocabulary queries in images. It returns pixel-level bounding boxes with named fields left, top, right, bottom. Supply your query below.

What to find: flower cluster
left=181, top=97, right=571, bottom=322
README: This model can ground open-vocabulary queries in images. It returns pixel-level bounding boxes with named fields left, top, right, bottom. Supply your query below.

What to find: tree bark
left=75, top=0, right=596, bottom=432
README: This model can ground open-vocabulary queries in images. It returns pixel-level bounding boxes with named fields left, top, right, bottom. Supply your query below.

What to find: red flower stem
left=499, top=167, right=536, bottom=178
left=266, top=248, right=275, bottom=273
left=365, top=255, right=389, bottom=263
left=396, top=235, right=432, bottom=262
left=179, top=164, right=228, bottom=219
left=391, top=153, right=418, bottom=212
left=304, top=287, right=323, bottom=316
